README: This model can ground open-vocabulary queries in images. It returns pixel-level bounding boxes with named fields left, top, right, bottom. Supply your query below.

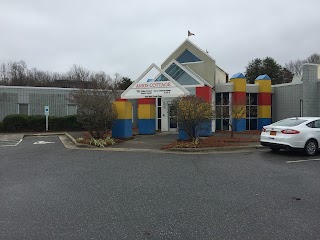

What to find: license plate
left=270, top=131, right=276, bottom=136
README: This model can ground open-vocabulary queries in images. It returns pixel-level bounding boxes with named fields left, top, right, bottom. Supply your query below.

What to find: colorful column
left=255, top=74, right=271, bottom=129
left=196, top=86, right=212, bottom=137
left=138, top=98, right=156, bottom=135
left=230, top=73, right=246, bottom=131
left=112, top=99, right=132, bottom=139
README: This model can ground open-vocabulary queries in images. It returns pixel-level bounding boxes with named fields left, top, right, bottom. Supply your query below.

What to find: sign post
left=45, top=106, right=49, bottom=131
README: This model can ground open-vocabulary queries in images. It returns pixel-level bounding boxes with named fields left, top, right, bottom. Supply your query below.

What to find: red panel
left=258, top=93, right=271, bottom=105
left=116, top=98, right=127, bottom=102
left=232, top=92, right=246, bottom=105
left=196, top=86, right=212, bottom=103
left=138, top=98, right=156, bottom=105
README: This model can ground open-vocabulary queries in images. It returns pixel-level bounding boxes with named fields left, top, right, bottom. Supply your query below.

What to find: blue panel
left=138, top=119, right=156, bottom=135
left=176, top=49, right=202, bottom=63
left=255, top=74, right=271, bottom=80
left=112, top=119, right=132, bottom=139
left=232, top=118, right=246, bottom=132
left=178, top=128, right=190, bottom=141
left=230, top=72, right=245, bottom=79
left=198, top=120, right=212, bottom=137
left=178, top=121, right=212, bottom=140
left=258, top=118, right=271, bottom=130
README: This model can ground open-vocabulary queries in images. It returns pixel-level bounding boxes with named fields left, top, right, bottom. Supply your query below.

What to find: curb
left=164, top=144, right=264, bottom=152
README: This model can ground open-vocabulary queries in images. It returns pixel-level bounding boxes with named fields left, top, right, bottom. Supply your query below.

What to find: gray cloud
left=1, top=0, right=319, bottom=79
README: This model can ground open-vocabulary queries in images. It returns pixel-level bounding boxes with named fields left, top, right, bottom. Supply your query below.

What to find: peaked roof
left=230, top=73, right=245, bottom=79
left=121, top=63, right=190, bottom=99
left=256, top=74, right=271, bottom=80
left=161, top=39, right=216, bottom=66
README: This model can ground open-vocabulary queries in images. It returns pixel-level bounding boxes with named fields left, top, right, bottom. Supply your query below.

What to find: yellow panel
left=258, top=105, right=271, bottom=118
left=114, top=101, right=132, bottom=119
left=138, top=104, right=156, bottom=119
left=230, top=78, right=246, bottom=92
left=255, top=80, right=271, bottom=93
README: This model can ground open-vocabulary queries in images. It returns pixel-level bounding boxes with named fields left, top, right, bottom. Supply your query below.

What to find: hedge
left=1, top=114, right=82, bottom=132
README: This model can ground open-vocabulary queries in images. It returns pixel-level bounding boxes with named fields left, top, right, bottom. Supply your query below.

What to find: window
left=156, top=98, right=162, bottom=130
left=176, top=49, right=202, bottom=63
left=164, top=63, right=200, bottom=86
left=274, top=118, right=307, bottom=127
left=215, top=93, right=230, bottom=131
left=67, top=104, right=77, bottom=115
left=18, top=104, right=29, bottom=115
left=246, top=93, right=258, bottom=130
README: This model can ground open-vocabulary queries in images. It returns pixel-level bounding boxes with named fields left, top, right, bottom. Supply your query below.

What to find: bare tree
left=285, top=53, right=320, bottom=75
left=70, top=75, right=120, bottom=139
left=67, top=64, right=90, bottom=81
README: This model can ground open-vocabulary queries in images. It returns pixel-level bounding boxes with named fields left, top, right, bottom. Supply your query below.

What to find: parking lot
left=1, top=136, right=320, bottom=239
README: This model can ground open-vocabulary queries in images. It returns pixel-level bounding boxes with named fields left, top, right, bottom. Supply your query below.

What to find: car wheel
left=270, top=147, right=280, bottom=152
left=304, top=139, right=318, bottom=156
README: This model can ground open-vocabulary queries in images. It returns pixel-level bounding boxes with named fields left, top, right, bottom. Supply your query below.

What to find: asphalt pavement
left=1, top=136, right=320, bottom=239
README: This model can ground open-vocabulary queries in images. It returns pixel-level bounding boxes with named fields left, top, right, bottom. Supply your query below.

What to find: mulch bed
left=161, top=135, right=259, bottom=150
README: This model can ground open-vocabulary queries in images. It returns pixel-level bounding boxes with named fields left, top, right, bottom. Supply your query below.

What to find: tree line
left=0, top=60, right=132, bottom=90
left=245, top=53, right=320, bottom=85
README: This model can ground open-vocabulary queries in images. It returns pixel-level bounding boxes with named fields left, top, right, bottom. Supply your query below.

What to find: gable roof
left=161, top=39, right=216, bottom=66
left=121, top=63, right=190, bottom=99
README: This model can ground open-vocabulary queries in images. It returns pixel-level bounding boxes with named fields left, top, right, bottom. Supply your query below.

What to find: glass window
left=272, top=118, right=307, bottom=127
left=157, top=98, right=161, bottom=106
left=223, top=119, right=229, bottom=130
left=250, top=94, right=258, bottom=105
left=250, top=119, right=257, bottom=130
left=216, top=119, right=221, bottom=130
left=176, top=49, right=202, bottom=63
left=67, top=104, right=77, bottom=115
left=216, top=106, right=222, bottom=118
left=157, top=107, right=161, bottom=118
left=246, top=106, right=250, bottom=118
left=222, top=93, right=229, bottom=105
left=154, top=74, right=169, bottom=82
left=246, top=93, right=250, bottom=105
left=158, top=119, right=161, bottom=130
left=164, top=63, right=200, bottom=85
left=222, top=106, right=229, bottom=118
left=250, top=106, right=257, bottom=117
left=215, top=93, right=221, bottom=105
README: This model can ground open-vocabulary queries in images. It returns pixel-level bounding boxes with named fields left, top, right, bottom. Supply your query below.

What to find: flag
left=188, top=30, right=195, bottom=37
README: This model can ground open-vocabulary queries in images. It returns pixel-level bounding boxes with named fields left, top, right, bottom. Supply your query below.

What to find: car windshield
left=271, top=118, right=307, bottom=127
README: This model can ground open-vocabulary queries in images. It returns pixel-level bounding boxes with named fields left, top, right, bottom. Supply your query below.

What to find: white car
left=260, top=117, right=320, bottom=156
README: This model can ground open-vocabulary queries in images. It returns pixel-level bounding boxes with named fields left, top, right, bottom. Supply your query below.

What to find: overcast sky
left=1, top=0, right=319, bottom=79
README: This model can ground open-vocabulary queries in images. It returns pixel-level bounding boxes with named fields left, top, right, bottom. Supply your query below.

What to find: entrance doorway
left=168, top=102, right=177, bottom=131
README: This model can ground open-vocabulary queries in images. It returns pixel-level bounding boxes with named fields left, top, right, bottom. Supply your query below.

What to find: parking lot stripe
left=286, top=158, right=320, bottom=163
left=0, top=139, right=22, bottom=147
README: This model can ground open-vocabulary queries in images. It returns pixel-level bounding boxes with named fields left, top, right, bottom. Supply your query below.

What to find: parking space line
left=286, top=158, right=320, bottom=163
left=0, top=139, right=22, bottom=147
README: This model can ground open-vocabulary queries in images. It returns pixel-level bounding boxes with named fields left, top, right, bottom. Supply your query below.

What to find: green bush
left=2, top=114, right=29, bottom=132
left=2, top=114, right=82, bottom=132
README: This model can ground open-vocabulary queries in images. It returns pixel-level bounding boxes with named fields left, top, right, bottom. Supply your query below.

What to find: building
left=1, top=40, right=320, bottom=138
left=120, top=39, right=320, bottom=138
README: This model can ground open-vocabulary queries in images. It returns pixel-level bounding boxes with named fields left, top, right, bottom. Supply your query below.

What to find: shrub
left=2, top=114, right=82, bottom=132
left=2, top=114, right=29, bottom=132
left=88, top=136, right=116, bottom=147
left=0, top=122, right=4, bottom=132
